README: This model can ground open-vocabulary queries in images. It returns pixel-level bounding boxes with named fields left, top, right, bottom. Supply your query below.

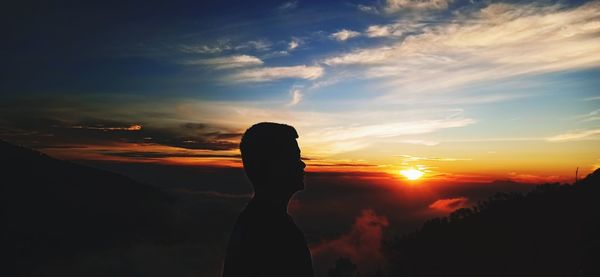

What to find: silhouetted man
left=223, top=122, right=313, bottom=277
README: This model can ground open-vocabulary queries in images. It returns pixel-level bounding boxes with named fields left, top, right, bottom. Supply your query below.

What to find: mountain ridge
left=1, top=139, right=175, bottom=276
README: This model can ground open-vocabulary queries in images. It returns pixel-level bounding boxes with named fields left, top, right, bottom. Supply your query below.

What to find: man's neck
left=251, top=191, right=293, bottom=213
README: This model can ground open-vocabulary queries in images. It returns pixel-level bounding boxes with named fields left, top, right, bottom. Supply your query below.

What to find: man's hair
left=240, top=122, right=298, bottom=188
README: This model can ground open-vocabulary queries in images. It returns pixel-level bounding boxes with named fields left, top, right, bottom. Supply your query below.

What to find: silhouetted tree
left=384, top=168, right=600, bottom=277
left=328, top=257, right=358, bottom=277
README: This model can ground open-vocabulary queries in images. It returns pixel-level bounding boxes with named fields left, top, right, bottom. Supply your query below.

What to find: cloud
left=287, top=88, right=303, bottom=106
left=98, top=151, right=241, bottom=159
left=322, top=46, right=393, bottom=65
left=429, top=197, right=468, bottom=212
left=278, top=1, right=298, bottom=12
left=330, top=29, right=361, bottom=41
left=311, top=209, right=389, bottom=274
left=506, top=172, right=566, bottom=184
left=181, top=55, right=263, bottom=69
left=357, top=4, right=379, bottom=14
left=398, top=139, right=439, bottom=146
left=289, top=40, right=299, bottom=50
left=364, top=21, right=424, bottom=38
left=288, top=37, right=303, bottom=51
left=312, top=116, right=474, bottom=142
left=321, top=2, right=600, bottom=94
left=230, top=65, right=323, bottom=82
left=69, top=124, right=142, bottom=131
left=366, top=24, right=403, bottom=38
left=299, top=109, right=475, bottom=154
left=0, top=113, right=243, bottom=152
left=575, top=109, right=600, bottom=122
left=396, top=154, right=471, bottom=162
left=546, top=129, right=600, bottom=142
left=179, top=43, right=230, bottom=54
left=262, top=50, right=290, bottom=59
left=584, top=96, right=600, bottom=101
left=385, top=0, right=453, bottom=12
left=234, top=39, right=272, bottom=51
left=180, top=39, right=271, bottom=55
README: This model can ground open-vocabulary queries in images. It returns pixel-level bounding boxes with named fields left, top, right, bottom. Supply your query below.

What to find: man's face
left=267, top=139, right=306, bottom=192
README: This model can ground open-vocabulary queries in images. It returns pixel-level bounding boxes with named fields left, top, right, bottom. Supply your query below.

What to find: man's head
left=240, top=122, right=306, bottom=195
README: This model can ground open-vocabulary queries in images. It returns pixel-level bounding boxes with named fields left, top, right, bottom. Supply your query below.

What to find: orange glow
left=37, top=137, right=598, bottom=185
left=400, top=168, right=424, bottom=180
left=126, top=124, right=142, bottom=131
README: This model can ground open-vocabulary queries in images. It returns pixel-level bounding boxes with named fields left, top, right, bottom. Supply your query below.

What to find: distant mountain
left=385, top=168, right=600, bottom=277
left=0, top=140, right=175, bottom=276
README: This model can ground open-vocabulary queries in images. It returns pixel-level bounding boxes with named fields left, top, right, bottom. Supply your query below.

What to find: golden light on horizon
left=400, top=168, right=424, bottom=180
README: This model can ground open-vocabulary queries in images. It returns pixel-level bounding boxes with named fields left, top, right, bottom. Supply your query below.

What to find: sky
left=2, top=0, right=599, bottom=184
left=2, top=0, right=599, bottom=275
left=2, top=0, right=600, bottom=181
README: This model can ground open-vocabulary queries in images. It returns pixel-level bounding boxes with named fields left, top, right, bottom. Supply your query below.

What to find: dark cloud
left=208, top=132, right=243, bottom=140
left=182, top=123, right=208, bottom=130
left=0, top=115, right=241, bottom=151
left=98, top=150, right=241, bottom=159
left=308, top=163, right=378, bottom=167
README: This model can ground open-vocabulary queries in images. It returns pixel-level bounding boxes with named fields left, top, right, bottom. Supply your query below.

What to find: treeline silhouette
left=328, top=169, right=600, bottom=277
left=383, top=169, right=600, bottom=277
left=328, top=170, right=599, bottom=277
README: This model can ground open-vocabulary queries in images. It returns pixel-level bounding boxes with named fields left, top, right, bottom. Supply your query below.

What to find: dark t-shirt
left=223, top=198, right=314, bottom=277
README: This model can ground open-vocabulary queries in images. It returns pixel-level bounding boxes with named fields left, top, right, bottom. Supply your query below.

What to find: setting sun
left=400, top=168, right=424, bottom=180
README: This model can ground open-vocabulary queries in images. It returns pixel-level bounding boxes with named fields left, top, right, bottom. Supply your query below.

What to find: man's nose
left=300, top=160, right=306, bottom=169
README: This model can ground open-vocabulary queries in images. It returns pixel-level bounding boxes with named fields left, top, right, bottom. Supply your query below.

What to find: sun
left=400, top=168, right=424, bottom=180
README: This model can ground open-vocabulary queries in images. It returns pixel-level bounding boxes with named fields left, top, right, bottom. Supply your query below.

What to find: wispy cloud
left=321, top=2, right=600, bottom=95
left=396, top=154, right=471, bottom=162
left=357, top=4, right=379, bottom=14
left=398, top=139, right=439, bottom=146
left=69, top=124, right=142, bottom=131
left=574, top=109, right=600, bottom=122
left=288, top=37, right=301, bottom=50
left=179, top=43, right=230, bottom=54
left=385, top=0, right=453, bottom=13
left=230, top=65, right=324, bottom=82
left=261, top=50, right=289, bottom=59
left=302, top=110, right=475, bottom=153
left=278, top=1, right=298, bottom=12
left=181, top=55, right=263, bottom=69
left=507, top=172, right=566, bottom=184
left=546, top=129, right=600, bottom=142
left=330, top=29, right=361, bottom=41
left=234, top=39, right=272, bottom=51
left=323, top=46, right=393, bottom=65
left=314, top=117, right=474, bottom=141
left=99, top=150, right=241, bottom=159
left=429, top=197, right=468, bottom=212
left=179, top=39, right=272, bottom=55
left=584, top=96, right=600, bottom=101
left=365, top=22, right=422, bottom=37
left=287, top=88, right=303, bottom=106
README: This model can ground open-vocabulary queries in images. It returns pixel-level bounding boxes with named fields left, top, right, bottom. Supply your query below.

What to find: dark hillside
left=385, top=169, right=600, bottom=277
left=1, top=140, right=175, bottom=276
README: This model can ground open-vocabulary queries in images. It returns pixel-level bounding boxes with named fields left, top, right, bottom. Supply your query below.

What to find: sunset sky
left=3, top=0, right=599, bottom=183
left=2, top=1, right=599, bottom=275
